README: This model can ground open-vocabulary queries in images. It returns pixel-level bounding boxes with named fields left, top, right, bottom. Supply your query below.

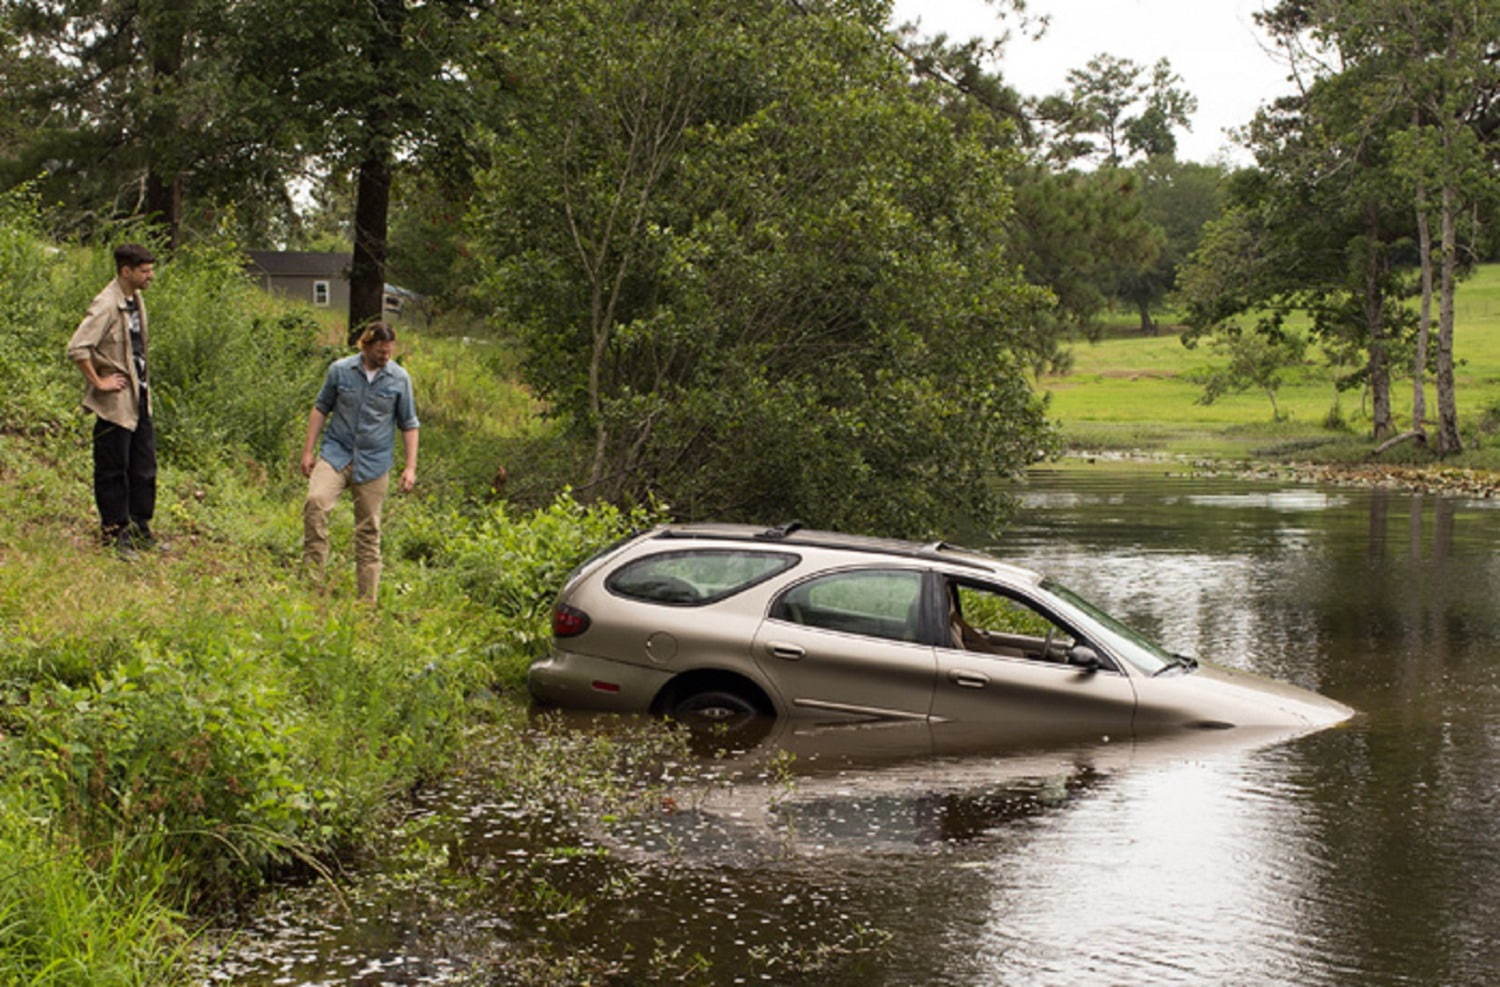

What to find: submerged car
left=528, top=523, right=1354, bottom=737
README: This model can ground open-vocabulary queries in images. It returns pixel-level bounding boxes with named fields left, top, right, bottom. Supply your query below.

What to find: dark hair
left=114, top=243, right=156, bottom=270
left=358, top=321, right=397, bottom=346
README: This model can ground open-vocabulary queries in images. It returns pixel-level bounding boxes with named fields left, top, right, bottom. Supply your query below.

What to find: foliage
left=1186, top=327, right=1309, bottom=421
left=401, top=493, right=666, bottom=678
left=0, top=807, right=188, bottom=985
left=0, top=199, right=661, bottom=980
left=1228, top=0, right=1500, bottom=449
left=1005, top=164, right=1161, bottom=337
left=1177, top=125, right=1417, bottom=440
left=386, top=170, right=481, bottom=325
left=146, top=236, right=334, bottom=465
left=0, top=198, right=332, bottom=471
left=472, top=0, right=1052, bottom=537
left=1037, top=54, right=1198, bottom=166
left=1, top=0, right=300, bottom=245
left=229, top=0, right=490, bottom=330
left=900, top=28, right=1206, bottom=339
left=0, top=185, right=76, bottom=431
left=1116, top=157, right=1226, bottom=334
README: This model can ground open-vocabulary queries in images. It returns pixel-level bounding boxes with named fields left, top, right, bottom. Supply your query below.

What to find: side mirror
left=1068, top=645, right=1103, bottom=672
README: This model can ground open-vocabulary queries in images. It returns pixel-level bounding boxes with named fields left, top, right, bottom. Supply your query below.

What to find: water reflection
left=1185, top=489, right=1350, bottom=511
left=202, top=467, right=1500, bottom=985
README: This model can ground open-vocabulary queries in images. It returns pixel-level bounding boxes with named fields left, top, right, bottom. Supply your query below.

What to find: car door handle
left=768, top=642, right=806, bottom=661
left=949, top=669, right=989, bottom=689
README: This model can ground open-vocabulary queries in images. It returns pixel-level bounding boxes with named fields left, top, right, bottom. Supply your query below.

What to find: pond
left=200, top=465, right=1500, bottom=985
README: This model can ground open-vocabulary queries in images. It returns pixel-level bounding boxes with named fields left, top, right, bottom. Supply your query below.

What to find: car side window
left=947, top=580, right=1078, bottom=662
left=770, top=568, right=924, bottom=643
left=606, top=549, right=799, bottom=606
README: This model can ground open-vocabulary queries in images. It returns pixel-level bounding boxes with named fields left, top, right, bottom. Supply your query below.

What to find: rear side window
left=770, top=568, right=924, bottom=643
left=606, top=549, right=799, bottom=606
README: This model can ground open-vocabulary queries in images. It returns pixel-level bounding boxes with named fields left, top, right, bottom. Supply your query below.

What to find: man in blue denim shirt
left=299, top=322, right=420, bottom=601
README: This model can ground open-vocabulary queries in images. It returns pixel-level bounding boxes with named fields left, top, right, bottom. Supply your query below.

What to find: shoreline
left=1052, top=451, right=1500, bottom=499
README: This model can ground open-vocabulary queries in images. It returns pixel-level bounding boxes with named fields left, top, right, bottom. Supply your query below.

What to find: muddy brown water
left=200, top=466, right=1500, bottom=985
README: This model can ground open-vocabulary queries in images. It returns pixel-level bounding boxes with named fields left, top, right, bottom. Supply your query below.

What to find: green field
left=1042, top=264, right=1500, bottom=466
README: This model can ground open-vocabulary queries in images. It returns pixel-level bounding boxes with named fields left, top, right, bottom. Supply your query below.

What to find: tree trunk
left=1362, top=211, right=1393, bottom=440
left=144, top=170, right=183, bottom=250
left=1411, top=134, right=1431, bottom=438
left=349, top=147, right=392, bottom=344
left=143, top=0, right=188, bottom=249
left=345, top=0, right=403, bottom=346
left=1435, top=181, right=1462, bottom=454
left=1136, top=297, right=1156, bottom=335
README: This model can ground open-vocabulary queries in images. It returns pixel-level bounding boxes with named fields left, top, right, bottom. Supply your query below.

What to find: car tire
left=670, top=689, right=760, bottom=730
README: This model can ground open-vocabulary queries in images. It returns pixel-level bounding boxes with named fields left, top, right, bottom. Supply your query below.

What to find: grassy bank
left=0, top=427, right=655, bottom=981
left=1043, top=263, right=1500, bottom=469
left=0, top=201, right=659, bottom=981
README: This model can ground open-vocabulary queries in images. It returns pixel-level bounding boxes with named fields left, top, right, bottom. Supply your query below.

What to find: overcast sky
left=888, top=0, right=1300, bottom=164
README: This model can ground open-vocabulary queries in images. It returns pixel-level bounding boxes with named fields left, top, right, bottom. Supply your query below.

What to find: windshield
left=1040, top=579, right=1176, bottom=676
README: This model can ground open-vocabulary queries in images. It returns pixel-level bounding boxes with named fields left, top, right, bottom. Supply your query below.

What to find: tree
left=1180, top=38, right=1425, bottom=442
left=471, top=0, right=1052, bottom=536
left=1186, top=325, right=1308, bottom=421
left=230, top=0, right=487, bottom=340
left=0, top=0, right=334, bottom=248
left=1116, top=157, right=1225, bottom=334
left=1256, top=0, right=1500, bottom=453
left=1004, top=163, right=1161, bottom=340
left=386, top=168, right=481, bottom=325
left=1037, top=54, right=1197, bottom=167
left=895, top=31, right=1191, bottom=342
left=1383, top=0, right=1500, bottom=453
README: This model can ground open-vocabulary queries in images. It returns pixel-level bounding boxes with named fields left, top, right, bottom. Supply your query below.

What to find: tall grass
left=0, top=197, right=648, bottom=982
left=0, top=813, right=189, bottom=986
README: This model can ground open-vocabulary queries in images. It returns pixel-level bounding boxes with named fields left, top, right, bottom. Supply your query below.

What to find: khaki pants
left=303, top=458, right=389, bottom=600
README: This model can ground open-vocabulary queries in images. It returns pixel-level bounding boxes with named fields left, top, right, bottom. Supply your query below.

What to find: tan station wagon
left=528, top=523, right=1354, bottom=737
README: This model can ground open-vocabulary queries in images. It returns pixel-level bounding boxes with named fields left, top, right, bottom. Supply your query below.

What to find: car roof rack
left=654, top=524, right=998, bottom=572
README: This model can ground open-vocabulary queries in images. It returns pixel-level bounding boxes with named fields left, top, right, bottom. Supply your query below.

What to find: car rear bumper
left=528, top=649, right=673, bottom=712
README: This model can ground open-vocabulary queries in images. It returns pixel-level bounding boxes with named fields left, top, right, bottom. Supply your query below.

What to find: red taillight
left=552, top=603, right=591, bottom=638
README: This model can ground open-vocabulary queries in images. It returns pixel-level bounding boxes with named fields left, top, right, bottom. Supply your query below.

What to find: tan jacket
left=66, top=278, right=150, bottom=430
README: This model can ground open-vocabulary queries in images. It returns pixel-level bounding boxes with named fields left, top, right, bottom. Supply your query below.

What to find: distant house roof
left=244, top=250, right=351, bottom=278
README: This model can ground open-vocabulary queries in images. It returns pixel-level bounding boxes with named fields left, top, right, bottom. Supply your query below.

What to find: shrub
left=147, top=238, right=332, bottom=469
left=0, top=187, right=77, bottom=432
left=399, top=492, right=664, bottom=683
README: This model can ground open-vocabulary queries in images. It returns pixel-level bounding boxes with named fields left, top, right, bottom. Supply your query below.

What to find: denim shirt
left=313, top=354, right=420, bottom=483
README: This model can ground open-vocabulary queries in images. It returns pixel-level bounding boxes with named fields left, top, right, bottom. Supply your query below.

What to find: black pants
left=92, top=400, right=156, bottom=540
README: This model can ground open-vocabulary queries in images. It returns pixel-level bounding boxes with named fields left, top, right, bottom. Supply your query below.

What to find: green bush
left=0, top=187, right=77, bottom=432
left=0, top=193, right=332, bottom=476
left=147, top=238, right=333, bottom=468
left=399, top=492, right=664, bottom=683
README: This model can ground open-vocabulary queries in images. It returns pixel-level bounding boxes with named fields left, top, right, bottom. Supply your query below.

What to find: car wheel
left=669, top=689, right=774, bottom=752
left=671, top=689, right=760, bottom=730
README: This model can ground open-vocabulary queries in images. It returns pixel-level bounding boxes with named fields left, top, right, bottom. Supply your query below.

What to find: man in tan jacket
left=67, top=244, right=158, bottom=553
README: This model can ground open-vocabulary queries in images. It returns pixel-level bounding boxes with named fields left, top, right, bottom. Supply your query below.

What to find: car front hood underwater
left=1134, top=660, right=1356, bottom=731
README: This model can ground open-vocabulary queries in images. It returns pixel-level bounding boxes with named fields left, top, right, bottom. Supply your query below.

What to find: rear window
left=605, top=549, right=799, bottom=606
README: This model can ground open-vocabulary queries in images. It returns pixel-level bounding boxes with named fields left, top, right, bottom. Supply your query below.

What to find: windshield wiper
left=1153, top=653, right=1200, bottom=677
